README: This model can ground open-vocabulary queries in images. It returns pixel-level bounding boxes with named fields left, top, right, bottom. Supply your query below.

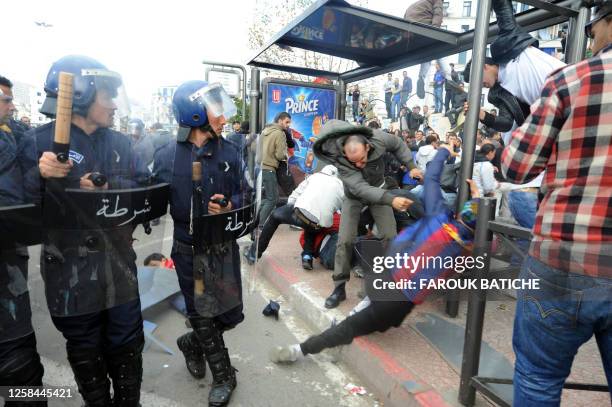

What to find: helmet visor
left=189, top=83, right=237, bottom=121
left=83, top=69, right=131, bottom=119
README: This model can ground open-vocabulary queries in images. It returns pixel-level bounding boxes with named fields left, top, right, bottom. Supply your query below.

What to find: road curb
left=257, top=255, right=454, bottom=407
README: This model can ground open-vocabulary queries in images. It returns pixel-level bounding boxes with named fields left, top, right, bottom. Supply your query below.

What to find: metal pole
left=458, top=198, right=496, bottom=406
left=202, top=60, right=248, bottom=120
left=446, top=0, right=492, bottom=319
left=249, top=67, right=261, bottom=136
left=337, top=78, right=346, bottom=121
left=566, top=6, right=590, bottom=63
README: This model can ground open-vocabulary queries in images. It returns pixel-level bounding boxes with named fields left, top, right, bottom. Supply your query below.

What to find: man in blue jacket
left=20, top=55, right=152, bottom=406
left=153, top=80, right=252, bottom=407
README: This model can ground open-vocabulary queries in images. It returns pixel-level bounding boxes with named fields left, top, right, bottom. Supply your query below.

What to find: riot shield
left=36, top=120, right=173, bottom=317
left=191, top=136, right=256, bottom=318
left=0, top=119, right=41, bottom=344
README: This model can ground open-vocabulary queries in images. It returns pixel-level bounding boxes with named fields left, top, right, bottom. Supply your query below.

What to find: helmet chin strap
left=199, top=123, right=218, bottom=139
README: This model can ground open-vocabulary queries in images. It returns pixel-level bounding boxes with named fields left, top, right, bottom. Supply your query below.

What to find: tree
left=229, top=97, right=250, bottom=124
left=248, top=0, right=369, bottom=81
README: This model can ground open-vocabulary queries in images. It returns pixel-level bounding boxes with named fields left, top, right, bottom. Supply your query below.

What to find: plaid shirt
left=501, top=44, right=612, bottom=278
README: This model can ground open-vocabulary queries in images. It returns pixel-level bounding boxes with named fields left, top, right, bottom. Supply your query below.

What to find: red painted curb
left=260, top=256, right=453, bottom=407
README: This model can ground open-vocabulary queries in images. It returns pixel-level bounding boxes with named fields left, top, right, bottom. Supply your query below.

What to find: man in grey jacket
left=313, top=120, right=422, bottom=308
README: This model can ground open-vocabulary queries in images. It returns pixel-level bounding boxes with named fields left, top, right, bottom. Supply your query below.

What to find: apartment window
left=443, top=1, right=449, bottom=16
left=463, top=1, right=472, bottom=17
left=461, top=24, right=470, bottom=32
left=521, top=3, right=530, bottom=12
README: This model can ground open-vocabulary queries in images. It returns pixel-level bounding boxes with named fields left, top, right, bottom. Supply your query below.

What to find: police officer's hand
left=208, top=194, right=232, bottom=214
left=409, top=168, right=423, bottom=180
left=80, top=173, right=108, bottom=190
left=39, top=151, right=73, bottom=179
left=392, top=197, right=413, bottom=212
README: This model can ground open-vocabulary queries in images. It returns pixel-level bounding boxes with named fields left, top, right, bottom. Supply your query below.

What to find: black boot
left=105, top=335, right=144, bottom=407
left=0, top=347, right=47, bottom=406
left=66, top=348, right=111, bottom=406
left=177, top=331, right=207, bottom=379
left=324, top=283, right=346, bottom=309
left=190, top=318, right=237, bottom=407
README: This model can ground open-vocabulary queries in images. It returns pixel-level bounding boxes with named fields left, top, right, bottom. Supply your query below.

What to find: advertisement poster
left=264, top=80, right=337, bottom=188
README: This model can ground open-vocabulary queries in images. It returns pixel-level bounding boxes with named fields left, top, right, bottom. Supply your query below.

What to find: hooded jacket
left=288, top=165, right=344, bottom=228
left=416, top=144, right=438, bottom=173
left=258, top=123, right=287, bottom=171
left=313, top=120, right=416, bottom=206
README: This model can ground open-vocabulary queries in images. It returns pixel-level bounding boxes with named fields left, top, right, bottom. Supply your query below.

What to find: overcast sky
left=5, top=0, right=415, bottom=104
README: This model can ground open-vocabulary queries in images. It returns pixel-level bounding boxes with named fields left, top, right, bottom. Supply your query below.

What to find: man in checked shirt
left=501, top=2, right=612, bottom=405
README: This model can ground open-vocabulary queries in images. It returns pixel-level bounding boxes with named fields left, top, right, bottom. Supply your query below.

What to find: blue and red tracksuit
left=388, top=148, right=477, bottom=303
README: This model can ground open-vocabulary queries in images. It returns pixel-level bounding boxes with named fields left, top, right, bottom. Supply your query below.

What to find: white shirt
left=498, top=46, right=566, bottom=106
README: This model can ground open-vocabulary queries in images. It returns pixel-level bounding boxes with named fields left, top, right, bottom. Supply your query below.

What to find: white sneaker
left=349, top=296, right=371, bottom=317
left=269, top=344, right=303, bottom=363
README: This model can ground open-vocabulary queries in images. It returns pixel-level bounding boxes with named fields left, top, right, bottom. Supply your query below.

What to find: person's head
left=412, top=105, right=420, bottom=113
left=435, top=62, right=441, bottom=71
left=447, top=131, right=458, bottom=145
left=40, top=55, right=126, bottom=131
left=415, top=130, right=424, bottom=141
left=387, top=73, right=392, bottom=80
left=143, top=253, right=166, bottom=267
left=401, top=130, right=410, bottom=138
left=425, top=134, right=438, bottom=147
left=585, top=1, right=612, bottom=55
left=458, top=83, right=465, bottom=92
left=394, top=78, right=400, bottom=85
left=355, top=84, right=359, bottom=90
left=240, top=120, right=249, bottom=134
left=422, top=105, right=429, bottom=113
left=479, top=143, right=496, bottom=161
left=343, top=134, right=370, bottom=169
left=232, top=120, right=241, bottom=132
left=450, top=63, right=455, bottom=71
left=274, top=111, right=292, bottom=130
left=0, top=75, right=15, bottom=125
left=491, top=131, right=501, bottom=141
left=20, top=116, right=31, bottom=126
left=127, top=118, right=145, bottom=141
left=464, top=57, right=499, bottom=88
left=430, top=132, right=439, bottom=140
left=490, top=108, right=497, bottom=116
left=173, top=80, right=236, bottom=143
left=367, top=120, right=380, bottom=129
left=403, top=70, right=408, bottom=77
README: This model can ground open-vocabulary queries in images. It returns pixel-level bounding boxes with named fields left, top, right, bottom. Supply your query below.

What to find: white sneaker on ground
left=269, top=344, right=303, bottom=363
left=348, top=296, right=371, bottom=317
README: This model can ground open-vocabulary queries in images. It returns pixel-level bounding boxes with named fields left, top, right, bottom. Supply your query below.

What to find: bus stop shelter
left=246, top=1, right=601, bottom=405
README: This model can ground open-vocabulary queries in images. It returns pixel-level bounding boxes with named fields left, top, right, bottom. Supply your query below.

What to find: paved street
left=24, top=218, right=380, bottom=407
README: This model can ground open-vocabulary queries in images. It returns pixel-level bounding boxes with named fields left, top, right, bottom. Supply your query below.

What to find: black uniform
left=19, top=122, right=150, bottom=406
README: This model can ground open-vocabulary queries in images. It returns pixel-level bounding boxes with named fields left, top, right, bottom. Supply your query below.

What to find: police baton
left=191, top=161, right=205, bottom=296
left=54, top=72, right=73, bottom=163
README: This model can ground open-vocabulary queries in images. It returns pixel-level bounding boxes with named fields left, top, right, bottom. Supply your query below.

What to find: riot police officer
left=153, top=80, right=254, bottom=407
left=21, top=55, right=156, bottom=406
left=0, top=75, right=46, bottom=406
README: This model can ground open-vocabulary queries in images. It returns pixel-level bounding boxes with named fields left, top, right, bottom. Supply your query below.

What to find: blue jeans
left=434, top=86, right=443, bottom=112
left=513, top=256, right=612, bottom=406
left=409, top=185, right=456, bottom=210
left=392, top=98, right=401, bottom=120
left=508, top=190, right=538, bottom=265
left=508, top=190, right=537, bottom=229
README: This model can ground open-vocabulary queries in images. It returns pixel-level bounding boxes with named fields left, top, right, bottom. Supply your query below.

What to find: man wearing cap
left=502, top=2, right=612, bottom=404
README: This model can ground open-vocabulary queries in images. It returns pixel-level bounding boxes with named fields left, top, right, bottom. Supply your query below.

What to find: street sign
left=207, top=69, right=240, bottom=97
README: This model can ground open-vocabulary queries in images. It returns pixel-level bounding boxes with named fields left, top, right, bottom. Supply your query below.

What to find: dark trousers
left=352, top=102, right=359, bottom=120
left=300, top=300, right=414, bottom=355
left=257, top=203, right=318, bottom=258
left=171, top=240, right=244, bottom=330
left=51, top=299, right=143, bottom=352
left=384, top=92, right=392, bottom=118
left=444, top=89, right=453, bottom=112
